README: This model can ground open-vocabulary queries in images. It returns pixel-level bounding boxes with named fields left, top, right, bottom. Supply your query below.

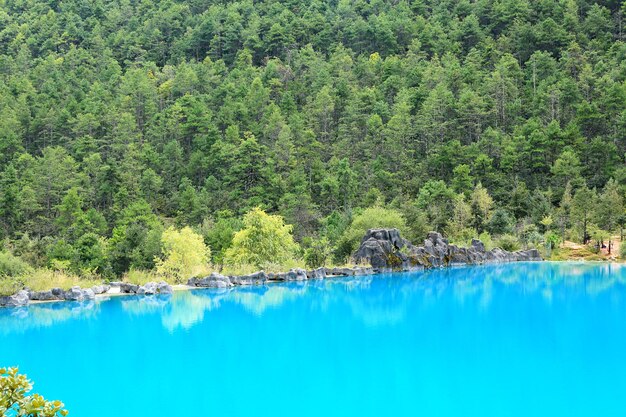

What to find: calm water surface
left=2, top=262, right=626, bottom=416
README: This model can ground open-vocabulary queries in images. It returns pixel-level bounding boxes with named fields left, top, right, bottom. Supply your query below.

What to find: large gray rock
left=51, top=288, right=65, bottom=298
left=285, top=268, right=308, bottom=281
left=1, top=290, right=30, bottom=307
left=471, top=239, right=486, bottom=252
left=231, top=271, right=267, bottom=285
left=92, top=285, right=111, bottom=295
left=64, top=286, right=86, bottom=301
left=120, top=283, right=139, bottom=294
left=29, top=290, right=57, bottom=301
left=353, top=228, right=412, bottom=269
left=82, top=288, right=96, bottom=300
left=188, top=273, right=232, bottom=288
left=137, top=282, right=158, bottom=295
left=306, top=267, right=326, bottom=280
left=157, top=282, right=173, bottom=294
left=268, top=272, right=287, bottom=281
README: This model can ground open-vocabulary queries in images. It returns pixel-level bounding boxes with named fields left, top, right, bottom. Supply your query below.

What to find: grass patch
left=0, top=278, right=21, bottom=297
left=0, top=268, right=103, bottom=296
left=548, top=247, right=605, bottom=261
left=122, top=269, right=162, bottom=285
left=24, top=269, right=102, bottom=292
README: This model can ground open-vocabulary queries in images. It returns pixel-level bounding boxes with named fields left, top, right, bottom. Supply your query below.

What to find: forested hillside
left=1, top=0, right=626, bottom=278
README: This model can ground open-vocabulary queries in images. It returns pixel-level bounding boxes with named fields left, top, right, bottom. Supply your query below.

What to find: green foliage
left=544, top=231, right=561, bottom=250
left=487, top=209, right=515, bottom=236
left=0, top=0, right=625, bottom=273
left=304, top=237, right=332, bottom=269
left=224, top=208, right=299, bottom=268
left=108, top=201, right=163, bottom=275
left=495, top=234, right=522, bottom=252
left=156, top=226, right=211, bottom=283
left=0, top=251, right=31, bottom=277
left=0, top=367, right=68, bottom=417
left=570, top=185, right=597, bottom=243
left=470, top=183, right=494, bottom=233
left=478, top=232, right=494, bottom=251
left=335, top=206, right=406, bottom=263
left=198, top=212, right=243, bottom=266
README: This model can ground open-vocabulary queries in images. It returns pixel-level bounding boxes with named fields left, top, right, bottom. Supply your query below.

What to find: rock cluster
left=354, top=229, right=542, bottom=271
left=186, top=266, right=375, bottom=289
left=0, top=281, right=173, bottom=308
left=115, top=281, right=173, bottom=295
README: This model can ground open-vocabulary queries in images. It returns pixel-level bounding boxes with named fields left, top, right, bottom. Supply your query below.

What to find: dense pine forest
left=1, top=0, right=626, bottom=282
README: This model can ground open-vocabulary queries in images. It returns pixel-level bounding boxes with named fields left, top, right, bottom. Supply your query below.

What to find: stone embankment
left=1, top=230, right=542, bottom=308
left=186, top=266, right=374, bottom=288
left=0, top=281, right=173, bottom=307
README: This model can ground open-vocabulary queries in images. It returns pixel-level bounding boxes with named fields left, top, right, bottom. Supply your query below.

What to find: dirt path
left=561, top=236, right=622, bottom=260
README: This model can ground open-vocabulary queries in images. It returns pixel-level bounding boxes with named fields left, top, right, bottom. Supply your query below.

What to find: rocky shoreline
left=0, top=229, right=542, bottom=308
left=0, top=281, right=174, bottom=307
left=354, top=229, right=542, bottom=270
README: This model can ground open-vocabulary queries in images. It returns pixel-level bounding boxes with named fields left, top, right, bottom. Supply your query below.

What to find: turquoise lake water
left=1, top=262, right=626, bottom=416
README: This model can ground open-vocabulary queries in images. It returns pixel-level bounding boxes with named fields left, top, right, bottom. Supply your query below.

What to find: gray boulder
left=231, top=271, right=267, bottom=285
left=471, top=239, right=486, bottom=252
left=64, top=286, right=85, bottom=301
left=285, top=268, right=308, bottom=281
left=91, top=285, right=111, bottom=295
left=82, top=288, right=96, bottom=300
left=137, top=282, right=159, bottom=295
left=353, top=228, right=412, bottom=269
left=51, top=288, right=65, bottom=298
left=29, top=290, right=57, bottom=301
left=306, top=267, right=326, bottom=280
left=353, top=267, right=374, bottom=276
left=120, top=283, right=139, bottom=294
left=1, top=290, right=30, bottom=307
left=189, top=273, right=232, bottom=288
left=268, top=272, right=287, bottom=281
left=157, top=282, right=173, bottom=294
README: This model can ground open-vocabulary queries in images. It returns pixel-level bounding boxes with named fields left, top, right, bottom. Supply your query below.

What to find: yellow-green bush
left=224, top=208, right=299, bottom=268
left=156, top=226, right=211, bottom=282
left=0, top=367, right=68, bottom=416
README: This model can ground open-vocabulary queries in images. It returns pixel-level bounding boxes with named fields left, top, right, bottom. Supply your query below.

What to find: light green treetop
left=224, top=207, right=299, bottom=268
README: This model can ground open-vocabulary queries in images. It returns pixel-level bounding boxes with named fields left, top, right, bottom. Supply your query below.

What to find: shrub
left=0, top=278, right=21, bottom=297
left=619, top=241, right=626, bottom=259
left=0, top=367, right=68, bottom=416
left=495, top=234, right=521, bottom=251
left=304, top=237, right=332, bottom=268
left=447, top=227, right=477, bottom=247
left=198, top=213, right=242, bottom=266
left=123, top=269, right=161, bottom=285
left=0, top=251, right=32, bottom=277
left=156, top=226, right=211, bottom=283
left=545, top=231, right=561, bottom=250
left=520, top=224, right=543, bottom=249
left=478, top=231, right=494, bottom=250
left=224, top=208, right=299, bottom=268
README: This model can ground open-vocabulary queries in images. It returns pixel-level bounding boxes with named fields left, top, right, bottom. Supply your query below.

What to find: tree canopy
left=0, top=0, right=626, bottom=275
